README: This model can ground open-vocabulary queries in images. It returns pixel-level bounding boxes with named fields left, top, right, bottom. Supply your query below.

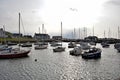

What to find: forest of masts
left=70, top=26, right=120, bottom=39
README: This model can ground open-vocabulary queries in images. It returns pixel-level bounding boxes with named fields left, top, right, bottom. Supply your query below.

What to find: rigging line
left=20, top=15, right=26, bottom=35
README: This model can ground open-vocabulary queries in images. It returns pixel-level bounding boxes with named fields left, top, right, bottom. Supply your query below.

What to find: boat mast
left=72, top=31, right=74, bottom=39
left=108, top=27, right=111, bottom=38
left=83, top=27, right=85, bottom=39
left=39, top=27, right=40, bottom=34
left=79, top=28, right=80, bottom=39
left=42, top=24, right=44, bottom=34
left=61, top=22, right=62, bottom=46
left=93, top=26, right=94, bottom=36
left=42, top=24, right=44, bottom=41
left=74, top=28, right=75, bottom=39
left=19, top=13, right=20, bottom=49
left=86, top=27, right=87, bottom=37
left=118, top=26, right=120, bottom=39
left=3, top=25, right=6, bottom=44
left=104, top=30, right=106, bottom=38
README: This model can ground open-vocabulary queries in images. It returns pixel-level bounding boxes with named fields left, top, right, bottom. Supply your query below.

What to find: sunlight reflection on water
left=0, top=43, right=120, bottom=80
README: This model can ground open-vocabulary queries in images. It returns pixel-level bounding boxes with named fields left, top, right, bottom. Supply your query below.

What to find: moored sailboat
left=35, top=44, right=48, bottom=49
left=116, top=47, right=120, bottom=52
left=34, top=24, right=48, bottom=49
left=0, top=48, right=30, bottom=59
left=21, top=42, right=32, bottom=47
left=0, top=13, right=31, bottom=59
left=7, top=41, right=17, bottom=46
left=53, top=22, right=65, bottom=52
left=101, top=42, right=110, bottom=48
left=82, top=47, right=101, bottom=59
left=80, top=42, right=90, bottom=50
left=69, top=46, right=82, bottom=56
left=68, top=42, right=76, bottom=48
left=114, top=43, right=120, bottom=49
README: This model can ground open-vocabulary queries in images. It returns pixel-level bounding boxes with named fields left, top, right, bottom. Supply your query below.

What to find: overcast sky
left=0, top=0, right=120, bottom=38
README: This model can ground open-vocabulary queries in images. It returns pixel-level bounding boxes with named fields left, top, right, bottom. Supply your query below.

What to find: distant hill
left=5, top=31, right=12, bottom=38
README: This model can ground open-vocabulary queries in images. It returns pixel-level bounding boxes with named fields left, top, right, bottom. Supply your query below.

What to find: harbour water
left=0, top=43, right=120, bottom=80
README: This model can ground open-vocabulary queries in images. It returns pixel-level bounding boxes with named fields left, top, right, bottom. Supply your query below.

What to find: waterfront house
left=0, top=28, right=8, bottom=38
left=23, top=35, right=32, bottom=38
left=34, top=33, right=50, bottom=40
left=12, top=33, right=23, bottom=38
left=52, top=36, right=62, bottom=40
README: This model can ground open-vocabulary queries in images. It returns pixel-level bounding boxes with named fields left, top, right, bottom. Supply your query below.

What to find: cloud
left=92, top=0, right=120, bottom=38
left=0, top=0, right=120, bottom=38
left=0, top=0, right=44, bottom=35
left=69, top=8, right=78, bottom=12
left=106, top=0, right=120, bottom=6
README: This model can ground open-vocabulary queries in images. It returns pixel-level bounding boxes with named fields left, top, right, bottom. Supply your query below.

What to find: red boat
left=0, top=13, right=31, bottom=59
left=0, top=49, right=30, bottom=59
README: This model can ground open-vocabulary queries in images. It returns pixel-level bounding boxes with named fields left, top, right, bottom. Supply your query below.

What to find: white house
left=34, top=33, right=50, bottom=40
left=0, top=28, right=7, bottom=38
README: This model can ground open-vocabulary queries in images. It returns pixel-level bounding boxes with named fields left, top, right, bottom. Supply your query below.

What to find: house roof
left=34, top=33, right=49, bottom=36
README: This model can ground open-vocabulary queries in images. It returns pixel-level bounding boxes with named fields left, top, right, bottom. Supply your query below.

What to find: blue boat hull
left=82, top=49, right=101, bottom=59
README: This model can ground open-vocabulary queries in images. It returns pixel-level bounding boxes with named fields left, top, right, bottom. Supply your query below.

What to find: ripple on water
left=0, top=43, right=120, bottom=80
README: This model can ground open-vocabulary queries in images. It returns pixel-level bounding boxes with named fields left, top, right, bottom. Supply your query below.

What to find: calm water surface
left=0, top=43, right=120, bottom=80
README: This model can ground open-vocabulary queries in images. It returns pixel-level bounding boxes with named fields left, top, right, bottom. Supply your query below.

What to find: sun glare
left=39, top=0, right=108, bottom=32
